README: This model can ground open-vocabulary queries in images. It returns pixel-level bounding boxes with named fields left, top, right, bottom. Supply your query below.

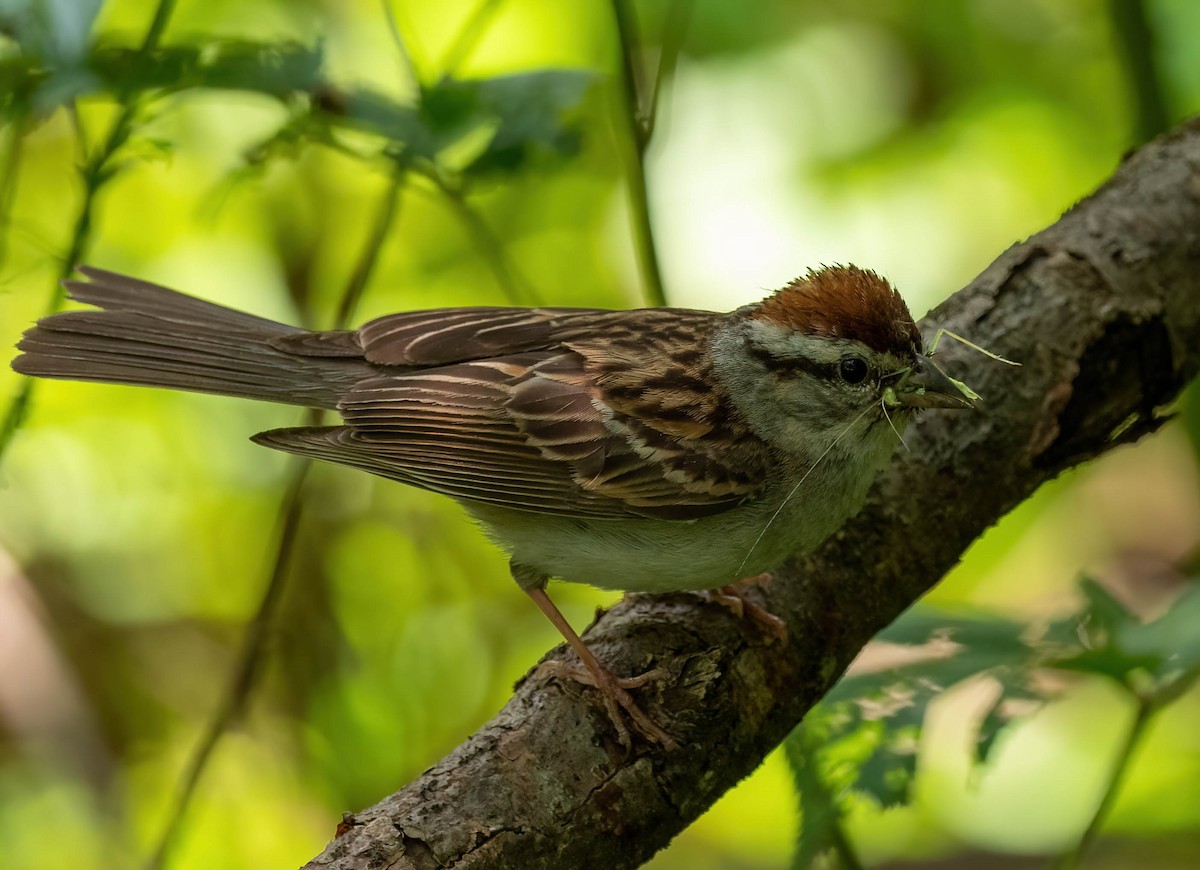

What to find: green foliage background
left=0, top=1, right=1198, bottom=868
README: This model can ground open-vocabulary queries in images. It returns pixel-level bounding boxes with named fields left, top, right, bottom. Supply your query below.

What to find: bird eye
left=838, top=355, right=869, bottom=384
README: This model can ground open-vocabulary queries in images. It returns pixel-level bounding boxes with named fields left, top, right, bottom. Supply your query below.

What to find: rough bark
left=304, top=118, right=1200, bottom=869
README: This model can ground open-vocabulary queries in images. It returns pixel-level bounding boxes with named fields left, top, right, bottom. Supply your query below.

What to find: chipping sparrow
left=13, top=265, right=972, bottom=750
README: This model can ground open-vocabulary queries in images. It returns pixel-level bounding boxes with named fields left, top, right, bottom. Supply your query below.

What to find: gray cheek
left=773, top=377, right=840, bottom=423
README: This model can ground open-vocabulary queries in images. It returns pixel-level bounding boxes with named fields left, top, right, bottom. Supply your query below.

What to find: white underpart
left=736, top=401, right=876, bottom=576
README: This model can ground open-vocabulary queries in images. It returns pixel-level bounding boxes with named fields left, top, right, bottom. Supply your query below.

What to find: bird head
left=711, top=265, right=972, bottom=463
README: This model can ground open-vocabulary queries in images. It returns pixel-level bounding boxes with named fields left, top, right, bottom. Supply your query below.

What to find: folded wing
left=259, top=306, right=769, bottom=520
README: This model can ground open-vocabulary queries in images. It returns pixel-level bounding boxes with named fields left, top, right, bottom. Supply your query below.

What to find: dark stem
left=610, top=0, right=689, bottom=308
left=0, top=120, right=25, bottom=273
left=611, top=0, right=648, bottom=139
left=0, top=0, right=178, bottom=467
left=333, top=167, right=407, bottom=329
left=0, top=124, right=28, bottom=457
left=1107, top=0, right=1171, bottom=143
left=828, top=821, right=865, bottom=870
left=145, top=168, right=405, bottom=870
left=1053, top=696, right=1156, bottom=869
left=140, top=0, right=178, bottom=51
left=144, top=460, right=312, bottom=870
left=644, top=0, right=693, bottom=140
left=436, top=180, right=537, bottom=305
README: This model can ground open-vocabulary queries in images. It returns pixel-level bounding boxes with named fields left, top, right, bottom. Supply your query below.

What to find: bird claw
left=701, top=574, right=788, bottom=642
left=539, top=660, right=678, bottom=752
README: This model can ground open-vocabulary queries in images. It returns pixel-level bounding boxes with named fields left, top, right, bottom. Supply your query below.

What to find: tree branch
left=304, top=117, right=1200, bottom=869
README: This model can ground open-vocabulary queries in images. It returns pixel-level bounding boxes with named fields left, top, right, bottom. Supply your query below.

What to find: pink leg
left=526, top=587, right=677, bottom=751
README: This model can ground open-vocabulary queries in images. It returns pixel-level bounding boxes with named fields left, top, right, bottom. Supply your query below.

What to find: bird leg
left=525, top=587, right=678, bottom=751
left=701, top=573, right=788, bottom=641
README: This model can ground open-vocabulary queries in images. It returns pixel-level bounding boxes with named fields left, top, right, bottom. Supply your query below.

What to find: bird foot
left=523, top=585, right=678, bottom=752
left=539, top=660, right=678, bottom=752
left=702, top=573, right=788, bottom=642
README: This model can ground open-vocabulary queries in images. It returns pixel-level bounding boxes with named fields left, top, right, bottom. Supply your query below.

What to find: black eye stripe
left=746, top=342, right=855, bottom=382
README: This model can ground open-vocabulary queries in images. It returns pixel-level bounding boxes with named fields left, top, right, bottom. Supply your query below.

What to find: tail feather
left=65, top=267, right=304, bottom=333
left=12, top=267, right=373, bottom=409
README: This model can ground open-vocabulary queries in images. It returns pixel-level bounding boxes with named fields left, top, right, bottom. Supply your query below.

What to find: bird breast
left=465, top=450, right=883, bottom=593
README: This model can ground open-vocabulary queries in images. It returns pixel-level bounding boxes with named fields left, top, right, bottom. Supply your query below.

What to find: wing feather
left=252, top=308, right=771, bottom=520
left=357, top=307, right=608, bottom=365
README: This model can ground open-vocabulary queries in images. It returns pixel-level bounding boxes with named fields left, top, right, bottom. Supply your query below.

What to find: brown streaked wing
left=356, top=306, right=615, bottom=366
left=254, top=349, right=755, bottom=519
left=251, top=425, right=621, bottom=516
left=567, top=310, right=769, bottom=500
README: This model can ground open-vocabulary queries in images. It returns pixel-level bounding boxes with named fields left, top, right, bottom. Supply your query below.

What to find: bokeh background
left=1, top=1, right=1199, bottom=868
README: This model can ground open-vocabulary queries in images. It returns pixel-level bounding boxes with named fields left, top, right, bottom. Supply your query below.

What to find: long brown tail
left=12, top=267, right=373, bottom=409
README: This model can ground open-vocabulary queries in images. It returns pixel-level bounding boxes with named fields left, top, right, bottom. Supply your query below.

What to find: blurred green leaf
left=786, top=723, right=851, bottom=870
left=1, top=40, right=327, bottom=121
left=1078, top=576, right=1137, bottom=639
left=326, top=71, right=595, bottom=177
left=90, top=40, right=326, bottom=99
left=825, top=610, right=1031, bottom=723
left=1053, top=581, right=1200, bottom=704
left=854, top=739, right=917, bottom=809
left=464, top=70, right=593, bottom=175
left=789, top=576, right=1200, bottom=867
left=0, top=0, right=100, bottom=64
left=1, top=30, right=594, bottom=188
left=0, top=53, right=48, bottom=115
left=1121, top=584, right=1200, bottom=674
left=975, top=694, right=1008, bottom=765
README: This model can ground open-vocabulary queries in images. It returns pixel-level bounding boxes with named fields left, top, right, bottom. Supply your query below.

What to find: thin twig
left=139, top=0, right=178, bottom=51
left=611, top=0, right=648, bottom=138
left=1053, top=697, right=1156, bottom=869
left=609, top=0, right=691, bottom=308
left=441, top=0, right=507, bottom=76
left=334, top=167, right=408, bottom=328
left=0, top=121, right=26, bottom=274
left=0, top=0, right=179, bottom=467
left=645, top=0, right=693, bottom=141
left=436, top=179, right=537, bottom=305
left=146, top=168, right=406, bottom=870
left=144, top=460, right=312, bottom=870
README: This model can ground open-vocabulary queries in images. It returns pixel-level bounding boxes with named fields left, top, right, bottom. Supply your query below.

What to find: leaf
left=1077, top=576, right=1137, bottom=640
left=975, top=694, right=1008, bottom=765
left=0, top=54, right=49, bottom=117
left=1120, top=583, right=1200, bottom=679
left=2, top=40, right=329, bottom=121
left=88, top=41, right=326, bottom=98
left=464, top=69, right=593, bottom=176
left=0, top=0, right=101, bottom=65
left=786, top=724, right=849, bottom=870
left=189, top=39, right=325, bottom=96
left=874, top=608, right=1028, bottom=652
left=973, top=678, right=1043, bottom=765
left=1049, top=646, right=1160, bottom=685
left=328, top=89, right=445, bottom=164
left=1044, top=578, right=1198, bottom=690
left=854, top=739, right=918, bottom=809
left=2, top=32, right=594, bottom=183
left=787, top=575, right=1200, bottom=870
left=829, top=611, right=1030, bottom=711
left=313, top=71, right=593, bottom=179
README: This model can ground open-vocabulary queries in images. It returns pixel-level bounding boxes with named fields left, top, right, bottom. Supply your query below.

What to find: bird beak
left=893, top=356, right=976, bottom=409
